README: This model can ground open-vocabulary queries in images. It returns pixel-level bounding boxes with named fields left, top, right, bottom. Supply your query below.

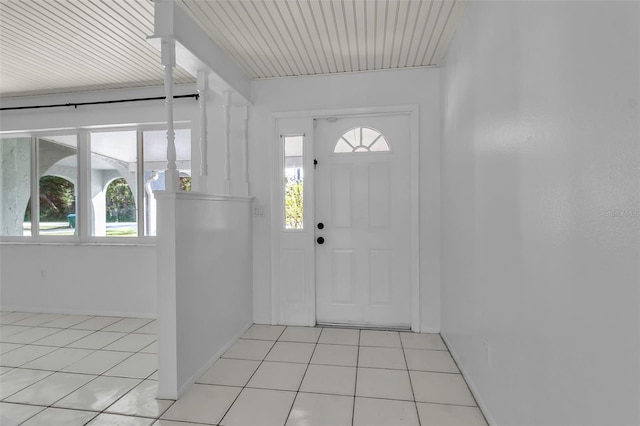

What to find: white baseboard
left=418, top=327, right=441, bottom=333
left=441, top=332, right=496, bottom=426
left=163, top=320, right=254, bottom=400
left=0, top=305, right=156, bottom=319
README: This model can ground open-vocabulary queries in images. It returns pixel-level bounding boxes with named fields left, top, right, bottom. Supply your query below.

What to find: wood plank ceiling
left=0, top=0, right=195, bottom=98
left=179, top=0, right=468, bottom=79
left=0, top=0, right=467, bottom=98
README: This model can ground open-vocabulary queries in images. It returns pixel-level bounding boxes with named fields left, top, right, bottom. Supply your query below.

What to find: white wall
left=249, top=68, right=442, bottom=331
left=156, top=192, right=253, bottom=398
left=0, top=244, right=156, bottom=317
left=440, top=2, right=640, bottom=425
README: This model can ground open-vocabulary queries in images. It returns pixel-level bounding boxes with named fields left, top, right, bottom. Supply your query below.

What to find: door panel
left=331, top=166, right=352, bottom=228
left=368, top=163, right=391, bottom=228
left=369, top=249, right=392, bottom=305
left=315, top=114, right=411, bottom=327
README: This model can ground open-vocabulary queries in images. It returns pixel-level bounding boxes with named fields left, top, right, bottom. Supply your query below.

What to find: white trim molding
left=270, top=105, right=420, bottom=331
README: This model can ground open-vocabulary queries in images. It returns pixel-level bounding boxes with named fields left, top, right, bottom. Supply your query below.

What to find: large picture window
left=0, top=127, right=191, bottom=239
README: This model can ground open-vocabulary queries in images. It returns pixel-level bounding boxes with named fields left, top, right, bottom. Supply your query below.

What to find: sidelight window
left=283, top=135, right=304, bottom=230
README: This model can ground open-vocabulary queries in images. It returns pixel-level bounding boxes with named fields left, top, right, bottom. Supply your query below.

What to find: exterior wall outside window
left=0, top=137, right=31, bottom=236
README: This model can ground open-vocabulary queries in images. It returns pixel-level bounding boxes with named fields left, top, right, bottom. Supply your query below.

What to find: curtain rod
left=0, top=93, right=200, bottom=111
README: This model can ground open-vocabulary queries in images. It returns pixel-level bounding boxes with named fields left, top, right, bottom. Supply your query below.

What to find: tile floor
left=0, top=311, right=487, bottom=425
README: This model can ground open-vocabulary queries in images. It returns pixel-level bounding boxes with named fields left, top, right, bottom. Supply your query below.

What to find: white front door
left=314, top=114, right=412, bottom=327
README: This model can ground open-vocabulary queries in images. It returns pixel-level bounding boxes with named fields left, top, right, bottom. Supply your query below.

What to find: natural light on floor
left=0, top=311, right=486, bottom=426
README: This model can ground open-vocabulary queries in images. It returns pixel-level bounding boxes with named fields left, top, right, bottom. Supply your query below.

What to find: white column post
left=162, top=38, right=179, bottom=193
left=223, top=90, right=231, bottom=194
left=197, top=70, right=209, bottom=193
left=77, top=130, right=91, bottom=239
left=240, top=106, right=250, bottom=196
left=30, top=137, right=39, bottom=236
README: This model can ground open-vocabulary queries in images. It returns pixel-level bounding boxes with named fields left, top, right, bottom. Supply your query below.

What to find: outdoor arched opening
left=24, top=175, right=76, bottom=236
left=103, top=177, right=137, bottom=237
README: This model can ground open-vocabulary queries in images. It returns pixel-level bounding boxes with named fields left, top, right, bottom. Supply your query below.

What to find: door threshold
left=316, top=322, right=411, bottom=332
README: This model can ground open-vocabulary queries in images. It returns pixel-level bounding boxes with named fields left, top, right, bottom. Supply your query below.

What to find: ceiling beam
left=148, top=0, right=251, bottom=104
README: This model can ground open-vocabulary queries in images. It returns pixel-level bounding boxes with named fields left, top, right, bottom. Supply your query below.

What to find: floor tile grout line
left=10, top=403, right=48, bottom=426
left=18, top=371, right=106, bottom=418
left=282, top=326, right=322, bottom=425
left=8, top=317, right=126, bottom=349
left=10, top=344, right=99, bottom=370
left=351, top=329, right=361, bottom=426
left=1, top=366, right=150, bottom=381
left=11, top=361, right=164, bottom=423
left=27, top=324, right=157, bottom=353
left=100, top=317, right=155, bottom=334
left=66, top=316, right=124, bottom=332
left=0, top=344, right=26, bottom=357
left=400, top=331, right=422, bottom=426
left=190, top=381, right=451, bottom=403
left=1, top=326, right=68, bottom=345
left=0, top=312, right=42, bottom=325
left=33, top=329, right=102, bottom=347
left=1, top=333, right=156, bottom=388
left=0, top=313, right=155, bottom=408
left=240, top=336, right=363, bottom=348
left=0, top=346, right=61, bottom=370
left=214, top=325, right=283, bottom=426
left=7, top=376, right=486, bottom=412
left=6, top=347, right=144, bottom=408
left=10, top=313, right=81, bottom=329
left=1, top=400, right=104, bottom=414
left=408, top=369, right=463, bottom=376
left=9, top=347, right=154, bottom=375
left=63, top=330, right=133, bottom=352
left=216, top=326, right=323, bottom=425
left=89, top=374, right=158, bottom=425
left=0, top=367, right=57, bottom=402
left=4, top=318, right=483, bottom=425
left=438, top=332, right=489, bottom=424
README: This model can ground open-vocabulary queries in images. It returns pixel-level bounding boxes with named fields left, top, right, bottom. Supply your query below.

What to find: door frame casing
left=270, top=105, right=421, bottom=332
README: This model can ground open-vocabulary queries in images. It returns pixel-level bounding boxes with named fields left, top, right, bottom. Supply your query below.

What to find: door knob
left=316, top=237, right=325, bottom=245
left=317, top=222, right=324, bottom=229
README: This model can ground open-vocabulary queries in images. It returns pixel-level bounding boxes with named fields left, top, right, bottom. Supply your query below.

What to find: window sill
left=0, top=237, right=156, bottom=247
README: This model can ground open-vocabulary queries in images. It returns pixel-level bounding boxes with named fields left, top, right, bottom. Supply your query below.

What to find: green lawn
left=106, top=228, right=137, bottom=236
left=24, top=222, right=137, bottom=236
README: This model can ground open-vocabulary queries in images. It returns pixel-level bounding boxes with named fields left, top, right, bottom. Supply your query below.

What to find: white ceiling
left=0, top=0, right=195, bottom=98
left=179, top=0, right=467, bottom=78
left=0, top=0, right=467, bottom=99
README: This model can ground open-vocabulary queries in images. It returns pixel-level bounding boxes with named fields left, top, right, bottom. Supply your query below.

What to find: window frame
left=0, top=123, right=191, bottom=244
left=282, top=134, right=306, bottom=232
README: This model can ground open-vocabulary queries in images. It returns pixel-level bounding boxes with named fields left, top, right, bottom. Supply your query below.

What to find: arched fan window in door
left=334, top=126, right=391, bottom=153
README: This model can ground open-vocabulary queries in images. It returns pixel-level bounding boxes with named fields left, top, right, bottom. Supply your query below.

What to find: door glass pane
left=334, top=127, right=390, bottom=153
left=142, top=129, right=192, bottom=236
left=38, top=135, right=78, bottom=236
left=1, top=136, right=31, bottom=236
left=361, top=127, right=380, bottom=147
left=334, top=138, right=353, bottom=153
left=90, top=131, right=138, bottom=237
left=284, top=135, right=304, bottom=230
